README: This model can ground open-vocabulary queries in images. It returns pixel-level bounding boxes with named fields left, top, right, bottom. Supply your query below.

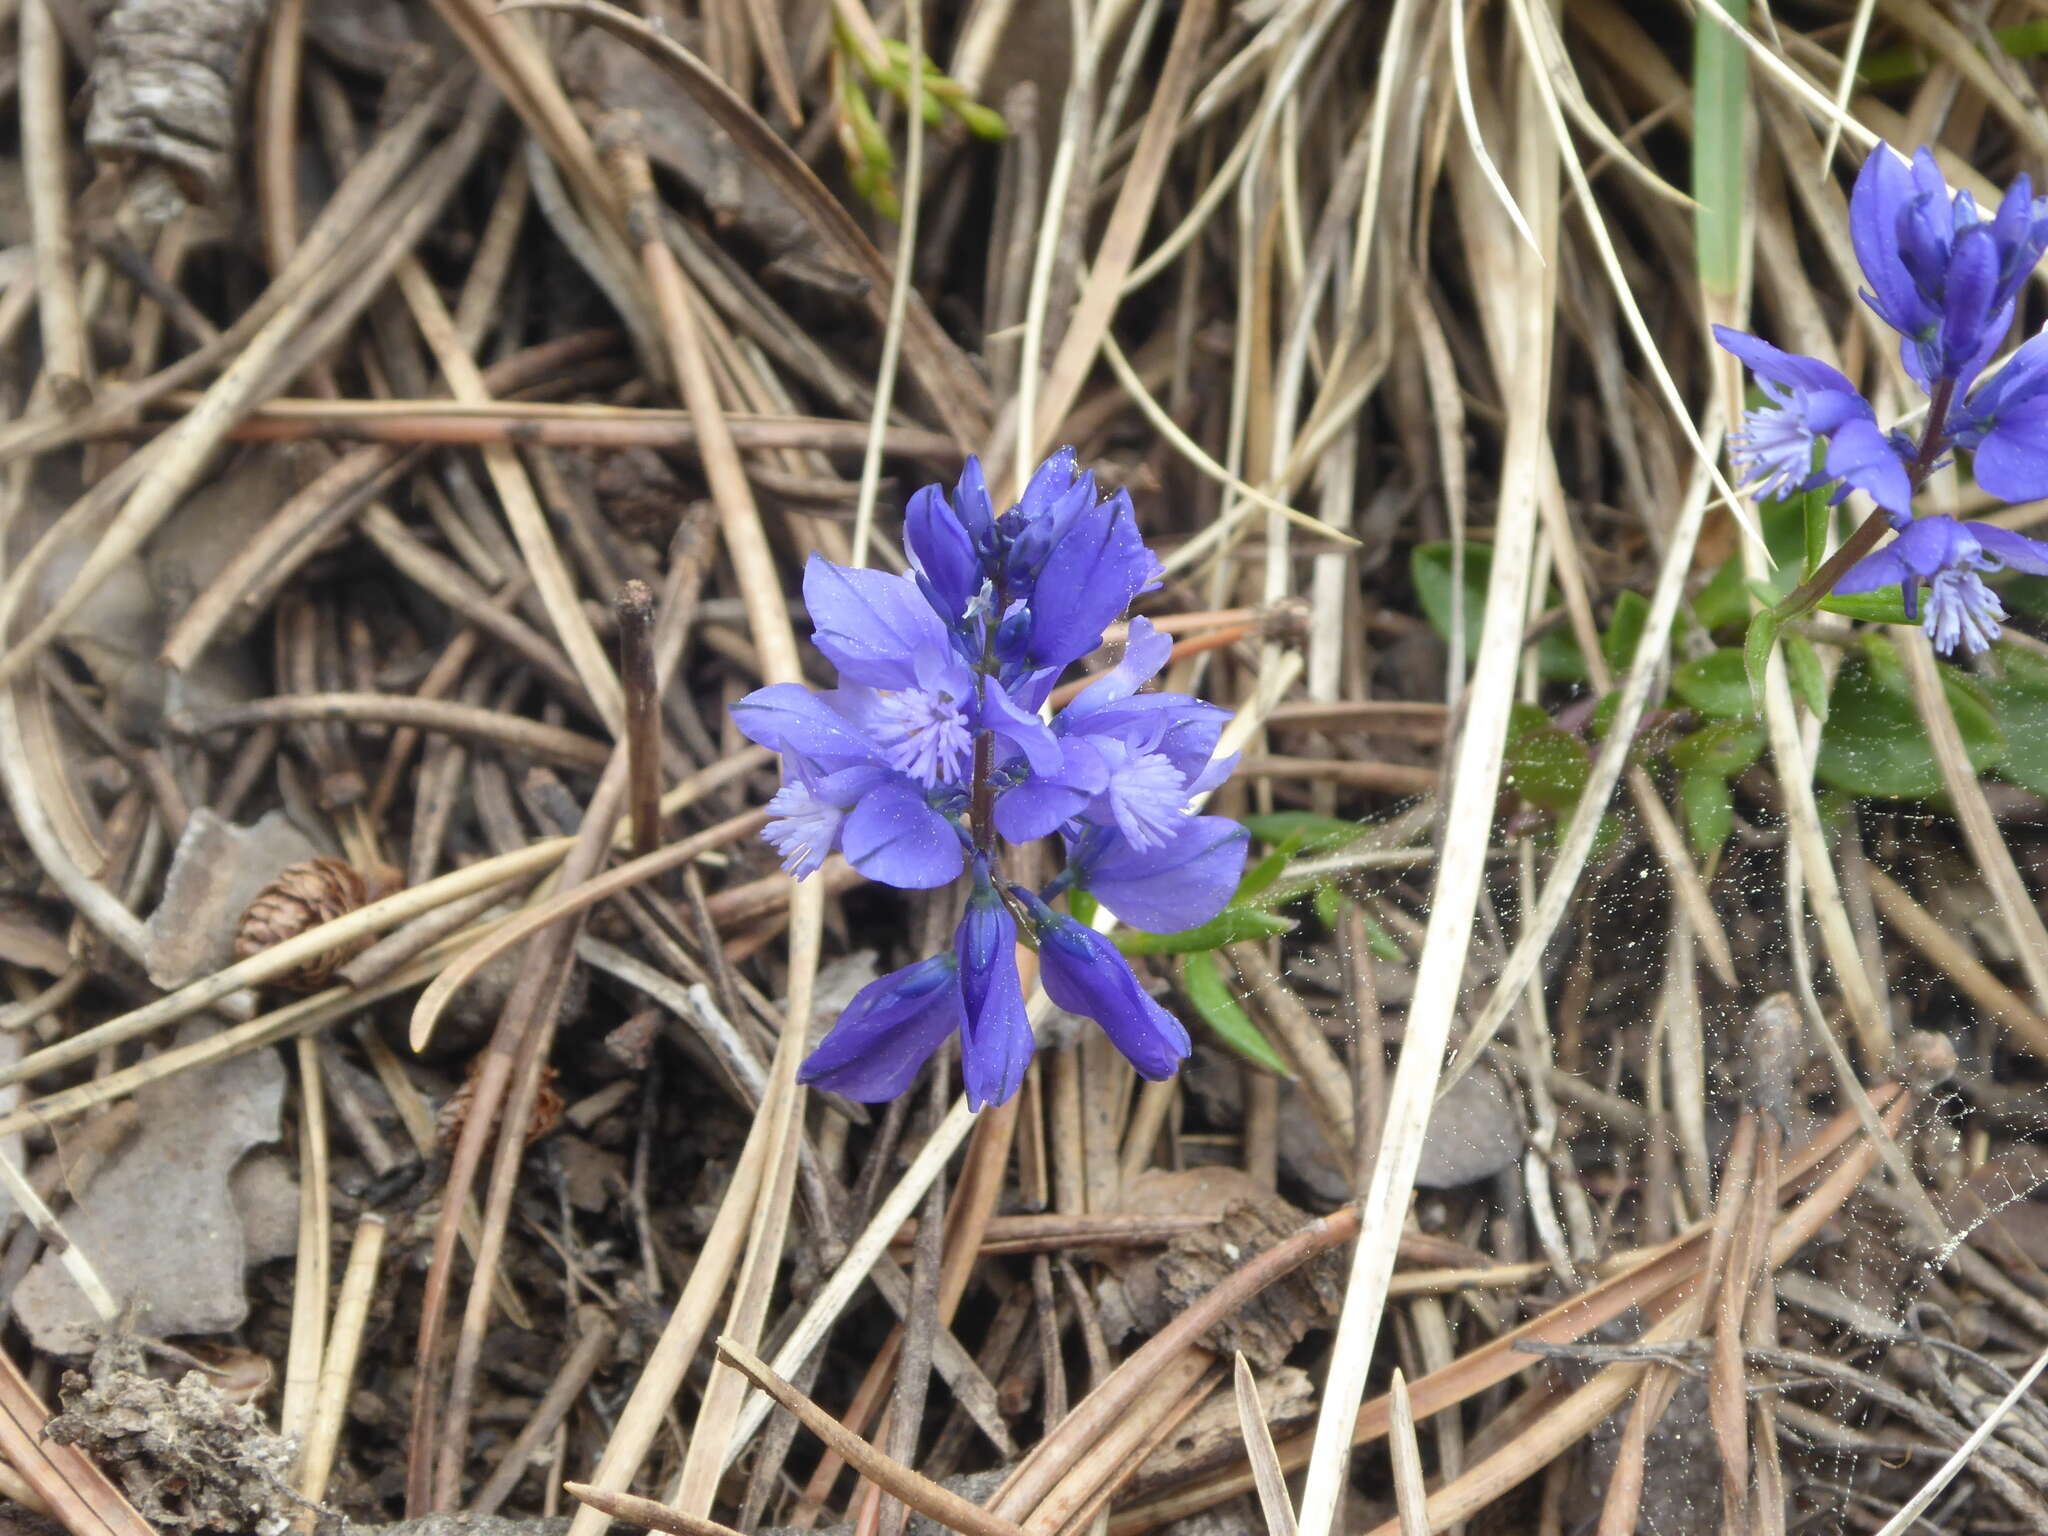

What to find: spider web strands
left=1293, top=27, right=1559, bottom=1533
left=1438, top=403, right=1727, bottom=1095
left=1113, top=1089, right=1907, bottom=1531
left=1869, top=1339, right=2048, bottom=1536
left=1896, top=631, right=2048, bottom=1011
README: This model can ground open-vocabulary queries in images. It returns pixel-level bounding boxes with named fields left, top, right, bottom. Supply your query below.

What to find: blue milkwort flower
left=1950, top=328, right=2048, bottom=502
left=794, top=954, right=965, bottom=1104
left=1851, top=146, right=2048, bottom=395
left=735, top=451, right=1245, bottom=1108
left=954, top=856, right=1033, bottom=1110
left=1011, top=889, right=1192, bottom=1081
left=907, top=447, right=1166, bottom=687
left=1715, top=142, right=2048, bottom=655
left=1712, top=328, right=1909, bottom=517
left=1834, top=515, right=2048, bottom=656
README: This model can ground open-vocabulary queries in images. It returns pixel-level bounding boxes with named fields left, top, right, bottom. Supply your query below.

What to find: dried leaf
left=14, top=1022, right=284, bottom=1353
left=143, top=809, right=322, bottom=991
left=0, top=903, right=71, bottom=974
left=565, top=33, right=821, bottom=267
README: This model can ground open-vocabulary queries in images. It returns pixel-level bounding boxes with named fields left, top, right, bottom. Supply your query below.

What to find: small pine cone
left=234, top=858, right=404, bottom=992
left=436, top=1059, right=563, bottom=1151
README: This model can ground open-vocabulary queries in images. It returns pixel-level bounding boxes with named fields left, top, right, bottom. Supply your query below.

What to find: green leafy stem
left=832, top=26, right=1007, bottom=220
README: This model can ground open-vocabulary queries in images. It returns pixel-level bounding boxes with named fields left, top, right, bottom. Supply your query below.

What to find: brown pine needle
left=712, top=1337, right=1029, bottom=1536
left=563, top=1484, right=748, bottom=1536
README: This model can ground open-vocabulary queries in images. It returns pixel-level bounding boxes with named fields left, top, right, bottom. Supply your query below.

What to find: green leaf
left=1983, top=646, right=2048, bottom=797
left=1670, top=648, right=1753, bottom=720
left=1802, top=487, right=1830, bottom=578
left=1743, top=610, right=1781, bottom=715
left=1602, top=590, right=1651, bottom=677
left=1178, top=951, right=1292, bottom=1077
left=1067, top=889, right=1098, bottom=927
left=1357, top=907, right=1404, bottom=963
left=2000, top=574, right=2048, bottom=619
left=1241, top=811, right=1372, bottom=854
left=1857, top=21, right=2048, bottom=86
left=1503, top=718, right=1591, bottom=816
left=1591, top=811, right=1626, bottom=861
left=1816, top=654, right=2005, bottom=799
left=1992, top=643, right=2048, bottom=691
left=1678, top=767, right=1733, bottom=860
left=951, top=98, right=1010, bottom=141
left=1746, top=576, right=1791, bottom=610
left=1235, top=832, right=1304, bottom=902
left=1116, top=905, right=1294, bottom=956
left=1311, top=883, right=1342, bottom=930
left=1786, top=634, right=1829, bottom=722
left=1818, top=585, right=1913, bottom=625
left=1760, top=489, right=1808, bottom=575
left=1691, top=557, right=1751, bottom=634
left=1693, top=0, right=1750, bottom=300
left=1667, top=719, right=1765, bottom=776
left=1859, top=630, right=1911, bottom=695
left=1589, top=691, right=1623, bottom=739
left=1410, top=543, right=1586, bottom=683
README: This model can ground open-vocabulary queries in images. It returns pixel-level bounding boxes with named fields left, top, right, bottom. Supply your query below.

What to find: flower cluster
left=735, top=450, right=1248, bottom=1110
left=1716, top=144, right=2048, bottom=654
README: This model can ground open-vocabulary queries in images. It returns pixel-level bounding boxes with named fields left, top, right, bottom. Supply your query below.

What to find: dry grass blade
left=846, top=0, right=922, bottom=572
left=1342, top=1097, right=1908, bottom=1536
left=20, top=0, right=89, bottom=408
left=719, top=1095, right=973, bottom=1460
left=1818, top=0, right=1881, bottom=168
left=1235, top=1352, right=1298, bottom=1536
left=1897, top=631, right=2048, bottom=1008
left=0, top=757, right=767, bottom=1091
left=0, top=1152, right=117, bottom=1324
left=395, top=262, right=626, bottom=731
left=1439, top=407, right=1730, bottom=1095
left=1114, top=1091, right=1908, bottom=1529
left=406, top=810, right=763, bottom=1052
left=1022, top=0, right=1216, bottom=462
left=1385, top=1368, right=1427, bottom=1536
left=1869, top=1339, right=2048, bottom=1536
left=1864, top=864, right=2048, bottom=1060
left=11, top=4, right=2048, bottom=1531
left=562, top=1097, right=772, bottom=1536
left=990, top=1201, right=1361, bottom=1523
left=0, top=82, right=481, bottom=687
left=667, top=883, right=819, bottom=1515
left=296, top=1214, right=386, bottom=1506
left=1295, top=41, right=1558, bottom=1533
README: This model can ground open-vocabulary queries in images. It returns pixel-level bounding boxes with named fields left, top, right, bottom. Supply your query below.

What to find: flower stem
left=1775, top=507, right=1894, bottom=621
left=1773, top=376, right=1957, bottom=624
left=1912, top=377, right=1956, bottom=478
left=970, top=729, right=994, bottom=855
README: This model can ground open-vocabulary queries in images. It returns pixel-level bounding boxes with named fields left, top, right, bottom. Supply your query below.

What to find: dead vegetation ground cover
left=3, top=1, right=2048, bottom=1533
